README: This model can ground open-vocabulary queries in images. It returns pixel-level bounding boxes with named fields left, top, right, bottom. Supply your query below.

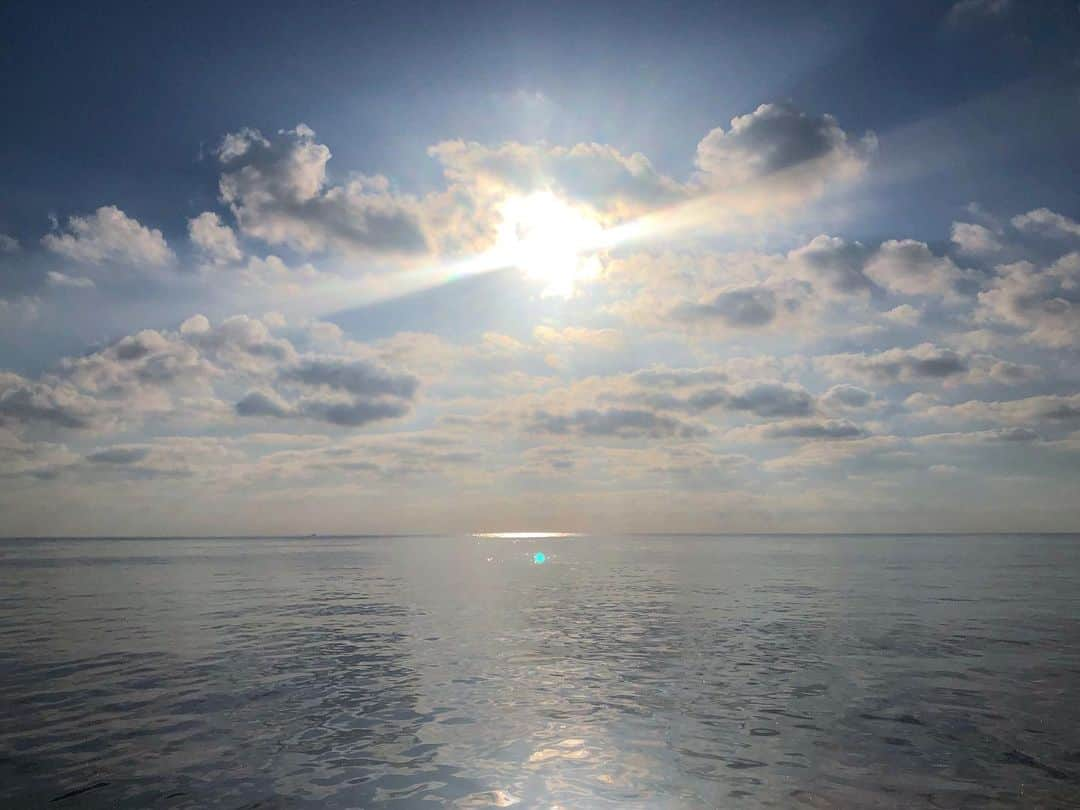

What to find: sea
left=1, top=533, right=1078, bottom=808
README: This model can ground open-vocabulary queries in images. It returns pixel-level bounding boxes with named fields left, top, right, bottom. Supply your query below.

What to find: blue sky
left=2, top=0, right=1080, bottom=534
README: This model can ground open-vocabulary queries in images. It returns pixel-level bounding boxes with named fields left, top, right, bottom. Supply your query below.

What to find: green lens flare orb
left=533, top=552, right=546, bottom=564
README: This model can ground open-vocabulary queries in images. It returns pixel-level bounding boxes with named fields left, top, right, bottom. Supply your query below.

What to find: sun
left=494, top=192, right=604, bottom=297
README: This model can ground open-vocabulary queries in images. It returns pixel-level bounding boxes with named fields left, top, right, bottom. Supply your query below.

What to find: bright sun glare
left=494, top=192, right=604, bottom=298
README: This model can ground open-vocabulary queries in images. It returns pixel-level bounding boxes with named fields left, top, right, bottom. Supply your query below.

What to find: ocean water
left=1, top=534, right=1079, bottom=809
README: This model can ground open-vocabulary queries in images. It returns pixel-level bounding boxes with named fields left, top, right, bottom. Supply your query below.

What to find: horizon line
left=1, top=531, right=1079, bottom=541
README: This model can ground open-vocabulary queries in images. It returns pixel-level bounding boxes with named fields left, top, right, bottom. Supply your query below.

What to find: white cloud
left=46, top=271, right=95, bottom=289
left=975, top=253, right=1080, bottom=347
left=951, top=221, right=1002, bottom=255
left=864, top=239, right=972, bottom=298
left=946, top=0, right=1012, bottom=27
left=1010, top=208, right=1080, bottom=240
left=0, top=234, right=20, bottom=253
left=217, top=124, right=428, bottom=257
left=694, top=102, right=875, bottom=190
left=188, top=211, right=243, bottom=265
left=41, top=206, right=174, bottom=268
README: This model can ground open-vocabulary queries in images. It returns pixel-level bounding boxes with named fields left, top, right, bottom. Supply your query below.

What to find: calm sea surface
left=1, top=534, right=1079, bottom=808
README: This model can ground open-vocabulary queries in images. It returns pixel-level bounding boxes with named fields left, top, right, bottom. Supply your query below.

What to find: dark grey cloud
left=671, top=287, right=778, bottom=328
left=628, top=367, right=728, bottom=388
left=695, top=102, right=874, bottom=186
left=530, top=407, right=708, bottom=439
left=821, top=384, right=873, bottom=410
left=726, top=382, right=814, bottom=418
left=282, top=358, right=418, bottom=399
left=0, top=375, right=96, bottom=429
left=818, top=344, right=969, bottom=383
left=619, top=378, right=815, bottom=420
left=789, top=235, right=874, bottom=294
left=236, top=390, right=291, bottom=419
left=764, top=419, right=867, bottom=440
left=297, top=396, right=411, bottom=427
left=87, top=446, right=151, bottom=464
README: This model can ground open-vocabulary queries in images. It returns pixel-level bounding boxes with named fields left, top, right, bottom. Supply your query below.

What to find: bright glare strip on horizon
left=473, top=532, right=582, bottom=539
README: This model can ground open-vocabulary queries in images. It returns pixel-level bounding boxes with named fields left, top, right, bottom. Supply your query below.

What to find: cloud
left=672, top=286, right=779, bottom=328
left=946, top=0, right=1012, bottom=27
left=532, top=325, right=622, bottom=351
left=0, top=373, right=99, bottom=429
left=0, top=234, right=20, bottom=253
left=913, top=427, right=1041, bottom=445
left=951, top=222, right=1002, bottom=255
left=863, top=239, right=972, bottom=297
left=282, top=357, right=419, bottom=399
left=188, top=212, right=243, bottom=265
left=612, top=373, right=816, bottom=421
left=694, top=102, right=875, bottom=189
left=762, top=418, right=867, bottom=440
left=236, top=356, right=418, bottom=428
left=428, top=101, right=871, bottom=252
left=975, top=253, right=1080, bottom=347
left=216, top=124, right=428, bottom=257
left=0, top=428, right=78, bottom=480
left=788, top=235, right=874, bottom=295
left=818, top=343, right=969, bottom=384
left=910, top=393, right=1080, bottom=429
left=820, top=384, right=874, bottom=411
left=294, top=394, right=412, bottom=427
left=46, top=271, right=95, bottom=288
left=724, top=381, right=815, bottom=418
left=529, top=406, right=708, bottom=439
left=41, top=206, right=174, bottom=269
left=1010, top=208, right=1080, bottom=240
left=86, top=446, right=151, bottom=464
left=664, top=279, right=813, bottom=334
left=236, top=389, right=292, bottom=419
left=429, top=139, right=686, bottom=224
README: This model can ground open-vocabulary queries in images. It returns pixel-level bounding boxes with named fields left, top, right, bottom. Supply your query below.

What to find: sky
left=2, top=0, right=1080, bottom=536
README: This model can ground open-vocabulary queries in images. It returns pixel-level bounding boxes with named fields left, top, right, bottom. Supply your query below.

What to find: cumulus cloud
left=217, top=124, right=428, bottom=257
left=909, top=393, right=1080, bottom=429
left=863, top=239, right=972, bottom=297
left=41, top=206, right=174, bottom=269
left=817, top=343, right=969, bottom=384
left=0, top=373, right=100, bottom=429
left=816, top=344, right=1037, bottom=387
left=788, top=235, right=874, bottom=295
left=1010, top=208, right=1080, bottom=240
left=975, top=253, right=1080, bottom=347
left=693, top=102, right=875, bottom=190
left=951, top=222, right=1002, bottom=255
left=282, top=357, right=418, bottom=399
left=820, top=384, right=874, bottom=412
left=236, top=355, right=418, bottom=428
left=0, top=234, right=20, bottom=253
left=188, top=212, right=243, bottom=265
left=664, top=279, right=813, bottom=334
